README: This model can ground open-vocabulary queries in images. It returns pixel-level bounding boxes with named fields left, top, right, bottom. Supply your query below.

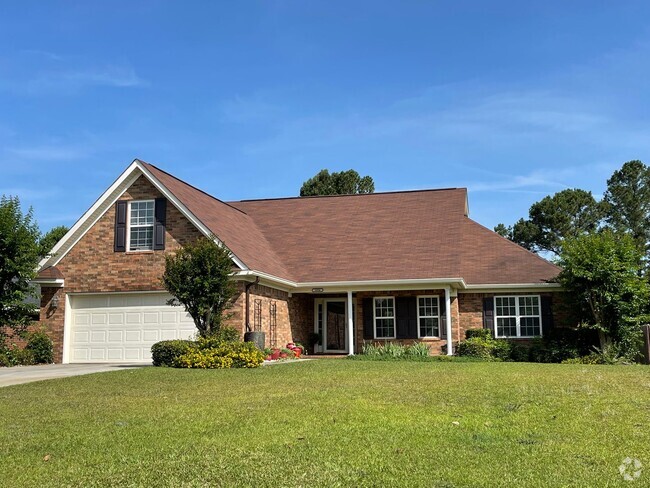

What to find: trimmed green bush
left=456, top=337, right=496, bottom=360
left=465, top=328, right=493, bottom=340
left=25, top=331, right=53, bottom=364
left=151, top=340, right=197, bottom=367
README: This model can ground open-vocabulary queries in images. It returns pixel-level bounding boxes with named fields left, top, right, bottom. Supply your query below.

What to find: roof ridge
left=137, top=159, right=249, bottom=216
left=233, top=187, right=466, bottom=203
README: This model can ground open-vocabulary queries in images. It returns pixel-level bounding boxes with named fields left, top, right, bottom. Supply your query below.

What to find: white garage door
left=69, top=293, right=196, bottom=363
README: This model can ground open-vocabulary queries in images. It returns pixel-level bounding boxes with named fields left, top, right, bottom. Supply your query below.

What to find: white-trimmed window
left=128, top=200, right=155, bottom=251
left=373, top=297, right=395, bottom=339
left=494, top=295, right=542, bottom=338
left=417, top=295, right=440, bottom=337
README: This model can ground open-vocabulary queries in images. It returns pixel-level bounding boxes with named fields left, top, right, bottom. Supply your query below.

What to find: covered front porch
left=306, top=285, right=457, bottom=356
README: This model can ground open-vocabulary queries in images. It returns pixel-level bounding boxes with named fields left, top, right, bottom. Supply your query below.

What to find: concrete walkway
left=0, top=363, right=144, bottom=387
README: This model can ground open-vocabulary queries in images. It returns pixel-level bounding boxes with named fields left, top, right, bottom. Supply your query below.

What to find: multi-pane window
left=418, top=296, right=440, bottom=337
left=374, top=297, right=395, bottom=339
left=129, top=200, right=155, bottom=251
left=494, top=296, right=541, bottom=338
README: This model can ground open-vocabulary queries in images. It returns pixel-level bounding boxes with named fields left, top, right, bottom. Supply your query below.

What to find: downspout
left=245, top=276, right=260, bottom=332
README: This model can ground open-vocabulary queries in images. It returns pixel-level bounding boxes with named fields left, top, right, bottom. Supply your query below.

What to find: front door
left=324, top=299, right=347, bottom=353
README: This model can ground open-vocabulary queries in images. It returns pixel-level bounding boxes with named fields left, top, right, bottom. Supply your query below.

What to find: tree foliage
left=495, top=189, right=602, bottom=255
left=300, top=169, right=375, bottom=196
left=0, top=196, right=41, bottom=336
left=162, top=237, right=238, bottom=337
left=38, top=225, right=69, bottom=259
left=556, top=230, right=650, bottom=357
left=602, top=160, right=650, bottom=253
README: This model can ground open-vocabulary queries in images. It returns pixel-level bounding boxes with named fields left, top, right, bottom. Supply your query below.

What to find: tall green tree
left=0, top=196, right=41, bottom=338
left=162, top=237, right=238, bottom=337
left=495, top=189, right=602, bottom=255
left=300, top=169, right=375, bottom=196
left=602, top=160, right=650, bottom=254
left=38, top=225, right=69, bottom=259
left=556, top=230, right=650, bottom=357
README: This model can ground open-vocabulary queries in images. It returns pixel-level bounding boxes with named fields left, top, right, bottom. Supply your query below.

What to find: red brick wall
left=457, top=291, right=573, bottom=340
left=41, top=176, right=207, bottom=362
left=355, top=290, right=459, bottom=355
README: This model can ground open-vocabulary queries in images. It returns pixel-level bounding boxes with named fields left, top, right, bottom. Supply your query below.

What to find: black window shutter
left=440, top=296, right=447, bottom=339
left=114, top=200, right=127, bottom=252
left=396, top=297, right=417, bottom=339
left=541, top=296, right=554, bottom=335
left=154, top=198, right=167, bottom=250
left=482, top=297, right=494, bottom=333
left=362, top=298, right=374, bottom=340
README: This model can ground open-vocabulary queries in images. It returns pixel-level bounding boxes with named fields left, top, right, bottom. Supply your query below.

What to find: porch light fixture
left=51, top=294, right=60, bottom=309
left=311, top=288, right=324, bottom=293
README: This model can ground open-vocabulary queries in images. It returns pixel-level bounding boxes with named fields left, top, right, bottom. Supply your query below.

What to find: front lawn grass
left=1, top=360, right=649, bottom=487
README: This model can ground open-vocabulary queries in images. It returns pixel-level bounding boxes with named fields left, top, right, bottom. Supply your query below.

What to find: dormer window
left=128, top=200, right=155, bottom=251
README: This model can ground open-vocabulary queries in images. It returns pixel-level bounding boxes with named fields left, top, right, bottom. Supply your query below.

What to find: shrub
left=211, top=326, right=240, bottom=342
left=562, top=354, right=603, bottom=365
left=151, top=340, right=197, bottom=367
left=174, top=341, right=265, bottom=369
left=25, top=331, right=53, bottom=364
left=173, top=349, right=234, bottom=369
left=465, top=328, right=493, bottom=340
left=456, top=337, right=496, bottom=360
left=0, top=345, right=35, bottom=366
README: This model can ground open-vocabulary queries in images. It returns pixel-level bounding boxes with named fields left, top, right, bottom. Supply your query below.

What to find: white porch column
left=445, top=286, right=453, bottom=356
left=347, top=290, right=354, bottom=356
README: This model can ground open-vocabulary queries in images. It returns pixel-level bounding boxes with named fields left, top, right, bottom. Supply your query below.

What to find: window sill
left=125, top=250, right=156, bottom=254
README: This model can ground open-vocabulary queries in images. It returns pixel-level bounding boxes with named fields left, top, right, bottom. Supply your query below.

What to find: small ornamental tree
left=0, top=196, right=41, bottom=341
left=556, top=230, right=650, bottom=358
left=162, top=237, right=238, bottom=337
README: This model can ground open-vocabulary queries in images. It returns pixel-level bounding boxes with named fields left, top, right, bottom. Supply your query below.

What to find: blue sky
left=2, top=1, right=650, bottom=233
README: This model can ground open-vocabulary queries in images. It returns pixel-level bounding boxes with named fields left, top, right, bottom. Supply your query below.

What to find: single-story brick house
left=35, top=159, right=569, bottom=363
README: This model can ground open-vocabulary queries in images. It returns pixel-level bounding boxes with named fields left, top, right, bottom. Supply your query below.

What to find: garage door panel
left=107, top=348, right=123, bottom=360
left=125, top=313, right=141, bottom=324
left=90, top=330, right=107, bottom=343
left=70, top=293, right=196, bottom=364
left=143, top=312, right=159, bottom=324
left=89, top=348, right=106, bottom=360
left=91, top=313, right=107, bottom=325
left=73, top=331, right=90, bottom=343
left=108, top=313, right=124, bottom=325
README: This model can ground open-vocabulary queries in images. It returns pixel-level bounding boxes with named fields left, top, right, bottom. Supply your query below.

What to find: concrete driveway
left=0, top=364, right=144, bottom=387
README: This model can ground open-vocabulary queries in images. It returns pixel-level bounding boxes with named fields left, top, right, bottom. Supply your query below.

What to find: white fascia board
left=31, top=278, right=64, bottom=287
left=137, top=162, right=248, bottom=271
left=40, top=161, right=142, bottom=270
left=234, top=270, right=296, bottom=292
left=40, top=159, right=249, bottom=273
left=460, top=283, right=562, bottom=293
left=233, top=272, right=467, bottom=293
left=295, top=277, right=466, bottom=293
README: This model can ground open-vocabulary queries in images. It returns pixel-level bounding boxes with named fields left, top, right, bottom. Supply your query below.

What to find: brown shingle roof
left=140, top=162, right=292, bottom=280
left=37, top=266, right=64, bottom=280
left=232, top=191, right=560, bottom=284
left=141, top=161, right=560, bottom=285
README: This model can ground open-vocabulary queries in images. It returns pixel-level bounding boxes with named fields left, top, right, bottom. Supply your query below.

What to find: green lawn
left=1, top=360, right=649, bottom=487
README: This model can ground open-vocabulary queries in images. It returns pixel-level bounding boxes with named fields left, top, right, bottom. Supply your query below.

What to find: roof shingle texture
left=142, top=161, right=560, bottom=285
